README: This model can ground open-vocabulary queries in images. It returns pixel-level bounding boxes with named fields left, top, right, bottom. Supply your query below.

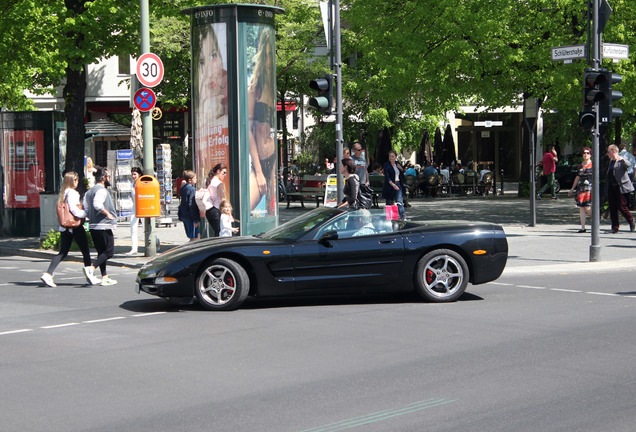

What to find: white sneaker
left=125, top=250, right=137, bottom=255
left=40, top=273, right=56, bottom=288
left=82, top=266, right=101, bottom=285
left=101, top=276, right=118, bottom=286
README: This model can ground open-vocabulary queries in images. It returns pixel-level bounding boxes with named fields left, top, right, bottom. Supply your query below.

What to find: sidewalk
left=2, top=190, right=636, bottom=275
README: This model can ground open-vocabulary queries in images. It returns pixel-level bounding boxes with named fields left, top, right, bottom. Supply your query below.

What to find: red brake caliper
left=426, top=269, right=434, bottom=284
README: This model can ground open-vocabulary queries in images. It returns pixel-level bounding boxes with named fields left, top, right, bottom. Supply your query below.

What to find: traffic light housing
left=308, top=75, right=332, bottom=115
left=599, top=70, right=623, bottom=123
left=579, top=68, right=605, bottom=131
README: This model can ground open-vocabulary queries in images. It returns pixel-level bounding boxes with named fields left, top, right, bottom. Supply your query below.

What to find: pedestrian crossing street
left=0, top=262, right=139, bottom=286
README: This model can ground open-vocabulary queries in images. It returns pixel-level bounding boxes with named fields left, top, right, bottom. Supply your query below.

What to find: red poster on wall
left=3, top=130, right=45, bottom=208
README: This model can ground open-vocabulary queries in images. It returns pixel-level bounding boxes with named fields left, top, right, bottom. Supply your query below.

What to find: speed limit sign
left=136, top=53, right=164, bottom=88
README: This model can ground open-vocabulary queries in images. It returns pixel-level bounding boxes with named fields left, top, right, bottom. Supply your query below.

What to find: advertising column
left=185, top=4, right=283, bottom=237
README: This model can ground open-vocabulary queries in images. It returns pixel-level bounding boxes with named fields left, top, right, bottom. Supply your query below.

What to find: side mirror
left=318, top=230, right=338, bottom=246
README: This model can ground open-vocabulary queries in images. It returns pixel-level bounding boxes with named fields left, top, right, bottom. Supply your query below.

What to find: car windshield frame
left=259, top=207, right=344, bottom=241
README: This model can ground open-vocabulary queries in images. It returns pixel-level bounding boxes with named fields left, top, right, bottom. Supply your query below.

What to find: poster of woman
left=246, top=25, right=277, bottom=219
left=193, top=22, right=230, bottom=200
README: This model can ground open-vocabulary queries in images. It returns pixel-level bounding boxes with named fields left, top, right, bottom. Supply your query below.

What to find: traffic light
left=308, top=75, right=332, bottom=115
left=599, top=70, right=623, bottom=123
left=579, top=68, right=606, bottom=131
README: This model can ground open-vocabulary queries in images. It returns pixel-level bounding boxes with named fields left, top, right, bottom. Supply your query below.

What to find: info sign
left=136, top=53, right=164, bottom=88
left=324, top=174, right=339, bottom=207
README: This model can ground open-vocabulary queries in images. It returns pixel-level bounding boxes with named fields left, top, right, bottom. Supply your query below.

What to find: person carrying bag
left=41, top=171, right=95, bottom=287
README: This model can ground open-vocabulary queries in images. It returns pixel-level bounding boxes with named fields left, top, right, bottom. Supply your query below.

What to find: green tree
left=342, top=0, right=636, bottom=145
left=1, top=0, right=138, bottom=185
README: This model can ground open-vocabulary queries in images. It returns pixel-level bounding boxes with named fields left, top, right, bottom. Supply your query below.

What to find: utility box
left=135, top=175, right=161, bottom=217
left=39, top=191, right=59, bottom=238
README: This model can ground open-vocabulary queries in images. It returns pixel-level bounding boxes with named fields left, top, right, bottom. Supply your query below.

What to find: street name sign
left=136, top=53, right=164, bottom=88
left=551, top=45, right=586, bottom=62
left=603, top=43, right=629, bottom=60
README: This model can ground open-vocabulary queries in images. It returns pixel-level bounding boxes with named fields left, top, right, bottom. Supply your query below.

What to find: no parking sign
left=134, top=88, right=156, bottom=112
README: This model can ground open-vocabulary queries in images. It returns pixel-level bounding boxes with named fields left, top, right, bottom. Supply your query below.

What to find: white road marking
left=505, top=284, right=632, bottom=299
left=1, top=311, right=168, bottom=337
left=550, top=288, right=583, bottom=293
left=0, top=329, right=33, bottom=335
left=82, top=317, right=126, bottom=324
left=40, top=322, right=80, bottom=329
left=0, top=266, right=19, bottom=270
left=132, top=312, right=168, bottom=317
left=587, top=291, right=619, bottom=297
left=490, top=282, right=514, bottom=286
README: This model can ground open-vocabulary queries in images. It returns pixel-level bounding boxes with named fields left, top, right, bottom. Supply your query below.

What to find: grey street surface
left=1, top=255, right=636, bottom=431
left=2, top=191, right=636, bottom=431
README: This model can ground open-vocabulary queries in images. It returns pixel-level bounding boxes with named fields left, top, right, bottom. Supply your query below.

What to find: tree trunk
left=63, top=0, right=88, bottom=193
left=63, top=66, right=87, bottom=192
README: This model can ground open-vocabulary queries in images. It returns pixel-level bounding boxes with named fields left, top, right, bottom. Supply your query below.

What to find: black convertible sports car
left=136, top=208, right=508, bottom=310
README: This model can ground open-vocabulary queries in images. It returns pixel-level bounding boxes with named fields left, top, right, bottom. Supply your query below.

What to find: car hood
left=141, top=235, right=276, bottom=270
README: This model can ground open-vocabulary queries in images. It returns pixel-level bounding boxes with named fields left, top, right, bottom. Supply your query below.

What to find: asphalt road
left=1, top=256, right=636, bottom=431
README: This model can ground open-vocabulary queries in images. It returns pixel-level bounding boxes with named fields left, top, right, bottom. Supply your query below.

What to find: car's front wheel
left=195, top=258, right=249, bottom=311
left=415, top=249, right=469, bottom=302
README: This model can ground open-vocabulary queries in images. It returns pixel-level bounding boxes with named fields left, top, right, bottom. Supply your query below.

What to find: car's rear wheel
left=195, top=258, right=249, bottom=311
left=415, top=249, right=469, bottom=302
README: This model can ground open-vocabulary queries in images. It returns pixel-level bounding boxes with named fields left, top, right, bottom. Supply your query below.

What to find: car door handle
left=380, top=239, right=396, bottom=244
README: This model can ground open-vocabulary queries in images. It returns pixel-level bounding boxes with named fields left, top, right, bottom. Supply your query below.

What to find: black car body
left=136, top=208, right=508, bottom=310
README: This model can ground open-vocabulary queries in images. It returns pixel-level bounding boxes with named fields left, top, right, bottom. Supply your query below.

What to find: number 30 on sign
left=136, top=53, right=164, bottom=88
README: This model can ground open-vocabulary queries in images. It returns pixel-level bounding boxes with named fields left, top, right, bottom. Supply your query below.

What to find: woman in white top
left=205, top=163, right=227, bottom=237
left=40, top=172, right=94, bottom=287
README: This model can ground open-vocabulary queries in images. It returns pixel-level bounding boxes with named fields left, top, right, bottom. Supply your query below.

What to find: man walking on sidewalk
left=83, top=166, right=118, bottom=285
left=606, top=144, right=635, bottom=234
left=538, top=145, right=558, bottom=200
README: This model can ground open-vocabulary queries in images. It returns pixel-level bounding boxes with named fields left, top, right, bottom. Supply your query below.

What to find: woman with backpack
left=40, top=171, right=94, bottom=287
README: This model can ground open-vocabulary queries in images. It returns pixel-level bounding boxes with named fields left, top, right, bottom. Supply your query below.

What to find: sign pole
left=589, top=0, right=601, bottom=262
left=524, top=98, right=538, bottom=227
left=140, top=0, right=156, bottom=257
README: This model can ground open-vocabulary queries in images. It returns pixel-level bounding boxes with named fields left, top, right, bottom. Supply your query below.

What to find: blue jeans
left=182, top=218, right=200, bottom=240
left=386, top=186, right=405, bottom=219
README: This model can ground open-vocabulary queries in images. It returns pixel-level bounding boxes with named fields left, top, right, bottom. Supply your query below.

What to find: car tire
left=195, top=258, right=249, bottom=311
left=415, top=249, right=469, bottom=302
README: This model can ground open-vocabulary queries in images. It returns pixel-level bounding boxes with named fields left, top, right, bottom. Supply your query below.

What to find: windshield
left=260, top=207, right=343, bottom=241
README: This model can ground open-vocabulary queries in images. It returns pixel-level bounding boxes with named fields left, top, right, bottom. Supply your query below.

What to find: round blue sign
left=134, top=88, right=156, bottom=112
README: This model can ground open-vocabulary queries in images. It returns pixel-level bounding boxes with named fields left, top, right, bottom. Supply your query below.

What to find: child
left=219, top=200, right=239, bottom=237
